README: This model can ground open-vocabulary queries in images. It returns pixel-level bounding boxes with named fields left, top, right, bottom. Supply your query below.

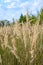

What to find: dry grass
left=0, top=19, right=43, bottom=65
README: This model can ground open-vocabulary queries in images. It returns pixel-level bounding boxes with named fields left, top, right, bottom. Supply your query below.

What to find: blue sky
left=0, top=0, right=43, bottom=21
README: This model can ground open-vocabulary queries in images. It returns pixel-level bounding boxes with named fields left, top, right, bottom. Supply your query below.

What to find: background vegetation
left=0, top=8, right=43, bottom=65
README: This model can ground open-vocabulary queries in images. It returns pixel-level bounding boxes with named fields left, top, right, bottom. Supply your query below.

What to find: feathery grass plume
left=14, top=22, right=26, bottom=65
left=34, top=24, right=43, bottom=65
left=26, top=9, right=29, bottom=22
left=22, top=22, right=27, bottom=48
left=30, top=16, right=40, bottom=64
left=14, top=22, right=22, bottom=38
left=3, top=27, right=8, bottom=49
left=0, top=28, right=4, bottom=50
left=30, top=21, right=39, bottom=65
left=8, top=34, right=19, bottom=60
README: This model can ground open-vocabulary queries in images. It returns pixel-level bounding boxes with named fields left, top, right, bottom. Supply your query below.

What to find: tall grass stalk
left=0, top=19, right=43, bottom=65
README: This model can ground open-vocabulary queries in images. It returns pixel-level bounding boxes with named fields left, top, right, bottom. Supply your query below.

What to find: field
left=0, top=20, right=43, bottom=65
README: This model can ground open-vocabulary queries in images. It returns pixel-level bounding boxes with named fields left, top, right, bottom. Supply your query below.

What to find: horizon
left=0, top=0, right=43, bottom=22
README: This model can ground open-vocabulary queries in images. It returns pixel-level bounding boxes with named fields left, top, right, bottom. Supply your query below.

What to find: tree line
left=0, top=8, right=43, bottom=26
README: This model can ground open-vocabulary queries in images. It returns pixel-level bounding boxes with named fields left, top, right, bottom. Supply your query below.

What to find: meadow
left=0, top=9, right=43, bottom=65
left=0, top=19, right=43, bottom=65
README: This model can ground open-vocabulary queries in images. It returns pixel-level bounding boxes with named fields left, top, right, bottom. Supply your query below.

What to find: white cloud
left=16, top=0, right=20, bottom=2
left=4, top=0, right=11, bottom=3
left=4, top=0, right=20, bottom=3
left=5, top=0, right=20, bottom=9
left=32, top=0, right=41, bottom=7
left=29, top=0, right=42, bottom=15
left=33, top=2, right=38, bottom=7
left=20, top=1, right=29, bottom=8
left=7, top=2, right=16, bottom=8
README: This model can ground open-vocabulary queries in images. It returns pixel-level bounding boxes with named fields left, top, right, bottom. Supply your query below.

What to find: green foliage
left=19, top=14, right=26, bottom=23
left=39, top=8, right=43, bottom=24
left=30, top=15, right=37, bottom=24
left=37, top=8, right=43, bottom=24
left=0, top=20, right=10, bottom=26
left=0, top=8, right=43, bottom=26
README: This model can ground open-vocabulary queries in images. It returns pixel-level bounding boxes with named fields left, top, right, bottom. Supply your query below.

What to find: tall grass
left=0, top=18, right=43, bottom=65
